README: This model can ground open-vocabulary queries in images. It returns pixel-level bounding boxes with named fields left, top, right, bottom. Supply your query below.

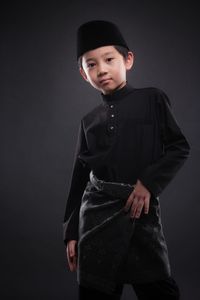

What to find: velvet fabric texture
left=76, top=20, right=130, bottom=60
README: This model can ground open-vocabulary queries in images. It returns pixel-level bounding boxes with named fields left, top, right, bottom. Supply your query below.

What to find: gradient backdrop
left=1, top=1, right=199, bottom=299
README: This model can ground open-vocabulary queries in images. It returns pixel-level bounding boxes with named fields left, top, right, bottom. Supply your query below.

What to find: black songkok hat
left=76, top=20, right=129, bottom=60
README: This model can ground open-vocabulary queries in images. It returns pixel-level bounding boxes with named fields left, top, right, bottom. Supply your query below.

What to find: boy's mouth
left=99, top=78, right=112, bottom=84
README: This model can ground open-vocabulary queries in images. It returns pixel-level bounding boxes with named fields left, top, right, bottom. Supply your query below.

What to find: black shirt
left=63, top=82, right=190, bottom=245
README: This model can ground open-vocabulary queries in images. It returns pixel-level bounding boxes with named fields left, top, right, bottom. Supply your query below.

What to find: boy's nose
left=97, top=71, right=108, bottom=78
left=97, top=64, right=108, bottom=76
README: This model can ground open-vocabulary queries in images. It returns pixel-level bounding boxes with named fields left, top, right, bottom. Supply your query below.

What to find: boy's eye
left=87, top=58, right=114, bottom=68
left=87, top=63, right=95, bottom=68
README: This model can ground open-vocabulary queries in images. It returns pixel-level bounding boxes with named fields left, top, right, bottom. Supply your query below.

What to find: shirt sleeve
left=138, top=89, right=191, bottom=198
left=63, top=119, right=90, bottom=246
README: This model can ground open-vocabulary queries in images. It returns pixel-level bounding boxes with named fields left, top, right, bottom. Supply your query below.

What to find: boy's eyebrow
left=85, top=51, right=115, bottom=62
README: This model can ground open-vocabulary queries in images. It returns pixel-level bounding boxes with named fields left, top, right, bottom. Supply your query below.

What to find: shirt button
left=110, top=104, right=114, bottom=108
left=110, top=126, right=114, bottom=130
left=111, top=114, right=114, bottom=117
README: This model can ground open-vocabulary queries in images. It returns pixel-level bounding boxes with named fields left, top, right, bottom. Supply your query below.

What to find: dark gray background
left=1, top=1, right=199, bottom=299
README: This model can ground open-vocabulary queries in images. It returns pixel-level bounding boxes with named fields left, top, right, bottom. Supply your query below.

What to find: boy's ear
left=125, top=51, right=134, bottom=71
left=79, top=67, right=89, bottom=82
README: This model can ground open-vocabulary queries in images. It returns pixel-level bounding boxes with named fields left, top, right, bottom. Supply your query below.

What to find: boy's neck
left=100, top=81, right=134, bottom=103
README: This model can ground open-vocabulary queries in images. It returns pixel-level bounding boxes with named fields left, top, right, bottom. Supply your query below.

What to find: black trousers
left=78, top=276, right=180, bottom=300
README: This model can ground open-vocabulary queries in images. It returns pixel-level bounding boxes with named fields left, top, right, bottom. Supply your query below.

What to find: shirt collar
left=100, top=81, right=134, bottom=103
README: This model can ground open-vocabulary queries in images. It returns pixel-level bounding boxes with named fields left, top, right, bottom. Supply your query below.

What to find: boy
left=63, top=20, right=190, bottom=299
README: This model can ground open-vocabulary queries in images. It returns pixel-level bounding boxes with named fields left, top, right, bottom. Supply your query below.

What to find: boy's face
left=79, top=45, right=134, bottom=94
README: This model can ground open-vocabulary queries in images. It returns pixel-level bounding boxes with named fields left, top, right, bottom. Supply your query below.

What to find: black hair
left=78, top=45, right=129, bottom=69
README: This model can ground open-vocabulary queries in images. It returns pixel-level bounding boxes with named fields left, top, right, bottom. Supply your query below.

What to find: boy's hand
left=124, top=179, right=151, bottom=218
left=66, top=240, right=78, bottom=272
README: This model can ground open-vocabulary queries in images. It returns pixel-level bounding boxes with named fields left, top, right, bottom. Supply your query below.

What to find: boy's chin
left=98, top=84, right=117, bottom=94
left=101, top=84, right=124, bottom=95
left=90, top=81, right=122, bottom=94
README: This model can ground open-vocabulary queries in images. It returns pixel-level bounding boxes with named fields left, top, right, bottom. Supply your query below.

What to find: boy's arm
left=63, top=119, right=90, bottom=246
left=138, top=89, right=191, bottom=198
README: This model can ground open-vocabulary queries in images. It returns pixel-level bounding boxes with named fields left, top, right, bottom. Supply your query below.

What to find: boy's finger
left=68, top=246, right=72, bottom=257
left=68, top=258, right=73, bottom=271
left=69, top=243, right=75, bottom=257
left=66, top=246, right=71, bottom=262
left=134, top=198, right=144, bottom=218
left=130, top=196, right=140, bottom=217
left=72, top=256, right=77, bottom=270
left=69, top=256, right=75, bottom=271
left=144, top=197, right=150, bottom=214
left=124, top=193, right=134, bottom=211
